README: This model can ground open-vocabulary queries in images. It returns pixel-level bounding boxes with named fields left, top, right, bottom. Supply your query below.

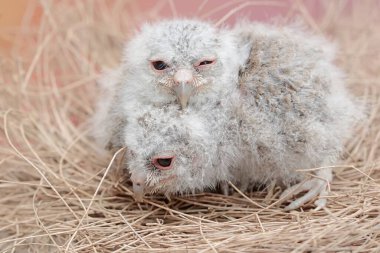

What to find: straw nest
left=0, top=1, right=379, bottom=252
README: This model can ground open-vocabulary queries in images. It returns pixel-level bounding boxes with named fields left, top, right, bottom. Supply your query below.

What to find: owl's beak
left=131, top=172, right=146, bottom=202
left=132, top=181, right=145, bottom=202
left=173, top=83, right=194, bottom=109
left=173, top=69, right=195, bottom=109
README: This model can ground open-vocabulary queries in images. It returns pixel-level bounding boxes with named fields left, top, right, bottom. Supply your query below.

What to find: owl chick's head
left=122, top=19, right=241, bottom=109
left=124, top=105, right=225, bottom=200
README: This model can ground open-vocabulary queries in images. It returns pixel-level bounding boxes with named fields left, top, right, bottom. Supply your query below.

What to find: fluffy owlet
left=91, top=19, right=362, bottom=210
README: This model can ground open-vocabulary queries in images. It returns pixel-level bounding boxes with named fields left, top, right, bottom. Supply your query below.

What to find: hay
left=0, top=1, right=379, bottom=252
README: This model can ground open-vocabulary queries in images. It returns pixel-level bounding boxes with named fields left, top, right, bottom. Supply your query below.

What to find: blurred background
left=0, top=0, right=378, bottom=96
left=0, top=0, right=356, bottom=55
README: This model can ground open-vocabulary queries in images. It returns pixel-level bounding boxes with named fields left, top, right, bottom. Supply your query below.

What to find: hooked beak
left=132, top=181, right=145, bottom=202
left=131, top=172, right=146, bottom=202
left=173, top=69, right=195, bottom=109
left=173, top=83, right=194, bottom=109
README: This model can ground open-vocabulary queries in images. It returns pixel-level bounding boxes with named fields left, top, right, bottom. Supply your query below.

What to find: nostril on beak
left=131, top=171, right=146, bottom=202
left=152, top=155, right=175, bottom=170
left=173, top=69, right=193, bottom=85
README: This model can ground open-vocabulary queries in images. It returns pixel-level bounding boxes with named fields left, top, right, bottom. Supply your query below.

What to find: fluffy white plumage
left=91, top=19, right=362, bottom=210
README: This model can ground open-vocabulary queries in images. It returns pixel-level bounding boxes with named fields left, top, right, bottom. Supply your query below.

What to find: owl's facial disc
left=172, top=58, right=216, bottom=109
left=150, top=57, right=216, bottom=109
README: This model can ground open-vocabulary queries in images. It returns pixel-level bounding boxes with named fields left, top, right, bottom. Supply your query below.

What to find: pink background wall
left=134, top=0, right=352, bottom=24
left=0, top=0, right=366, bottom=55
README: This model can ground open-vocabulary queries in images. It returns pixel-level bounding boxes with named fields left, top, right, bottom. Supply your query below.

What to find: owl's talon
left=281, top=169, right=332, bottom=211
left=314, top=198, right=327, bottom=211
left=313, top=187, right=328, bottom=211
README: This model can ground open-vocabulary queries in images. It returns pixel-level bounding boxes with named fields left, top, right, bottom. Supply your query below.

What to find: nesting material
left=0, top=1, right=379, bottom=252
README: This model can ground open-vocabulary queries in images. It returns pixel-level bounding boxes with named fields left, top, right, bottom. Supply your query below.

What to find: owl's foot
left=280, top=168, right=332, bottom=211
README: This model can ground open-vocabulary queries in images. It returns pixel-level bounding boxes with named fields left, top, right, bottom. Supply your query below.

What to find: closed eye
left=195, top=58, right=216, bottom=68
left=199, top=60, right=214, bottom=66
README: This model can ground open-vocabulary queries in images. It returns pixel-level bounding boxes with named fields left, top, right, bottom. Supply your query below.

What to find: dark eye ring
left=151, top=60, right=169, bottom=71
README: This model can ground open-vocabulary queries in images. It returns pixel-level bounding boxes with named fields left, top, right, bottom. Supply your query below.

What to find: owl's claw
left=280, top=169, right=332, bottom=211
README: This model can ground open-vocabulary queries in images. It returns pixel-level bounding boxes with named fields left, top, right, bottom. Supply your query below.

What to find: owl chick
left=116, top=19, right=243, bottom=111
left=91, top=65, right=239, bottom=200
left=91, top=19, right=362, bottom=211
left=121, top=103, right=237, bottom=201
left=90, top=19, right=241, bottom=198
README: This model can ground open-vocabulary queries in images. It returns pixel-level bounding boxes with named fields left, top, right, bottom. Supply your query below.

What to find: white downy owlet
left=91, top=19, right=362, bottom=210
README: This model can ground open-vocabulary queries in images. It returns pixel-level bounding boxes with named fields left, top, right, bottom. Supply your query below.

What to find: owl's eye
left=152, top=155, right=175, bottom=170
left=151, top=61, right=169, bottom=71
left=199, top=60, right=214, bottom=66
left=157, top=158, right=172, bottom=167
left=195, top=58, right=216, bottom=68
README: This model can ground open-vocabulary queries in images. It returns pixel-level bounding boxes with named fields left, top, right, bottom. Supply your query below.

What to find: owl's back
left=234, top=23, right=362, bottom=185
